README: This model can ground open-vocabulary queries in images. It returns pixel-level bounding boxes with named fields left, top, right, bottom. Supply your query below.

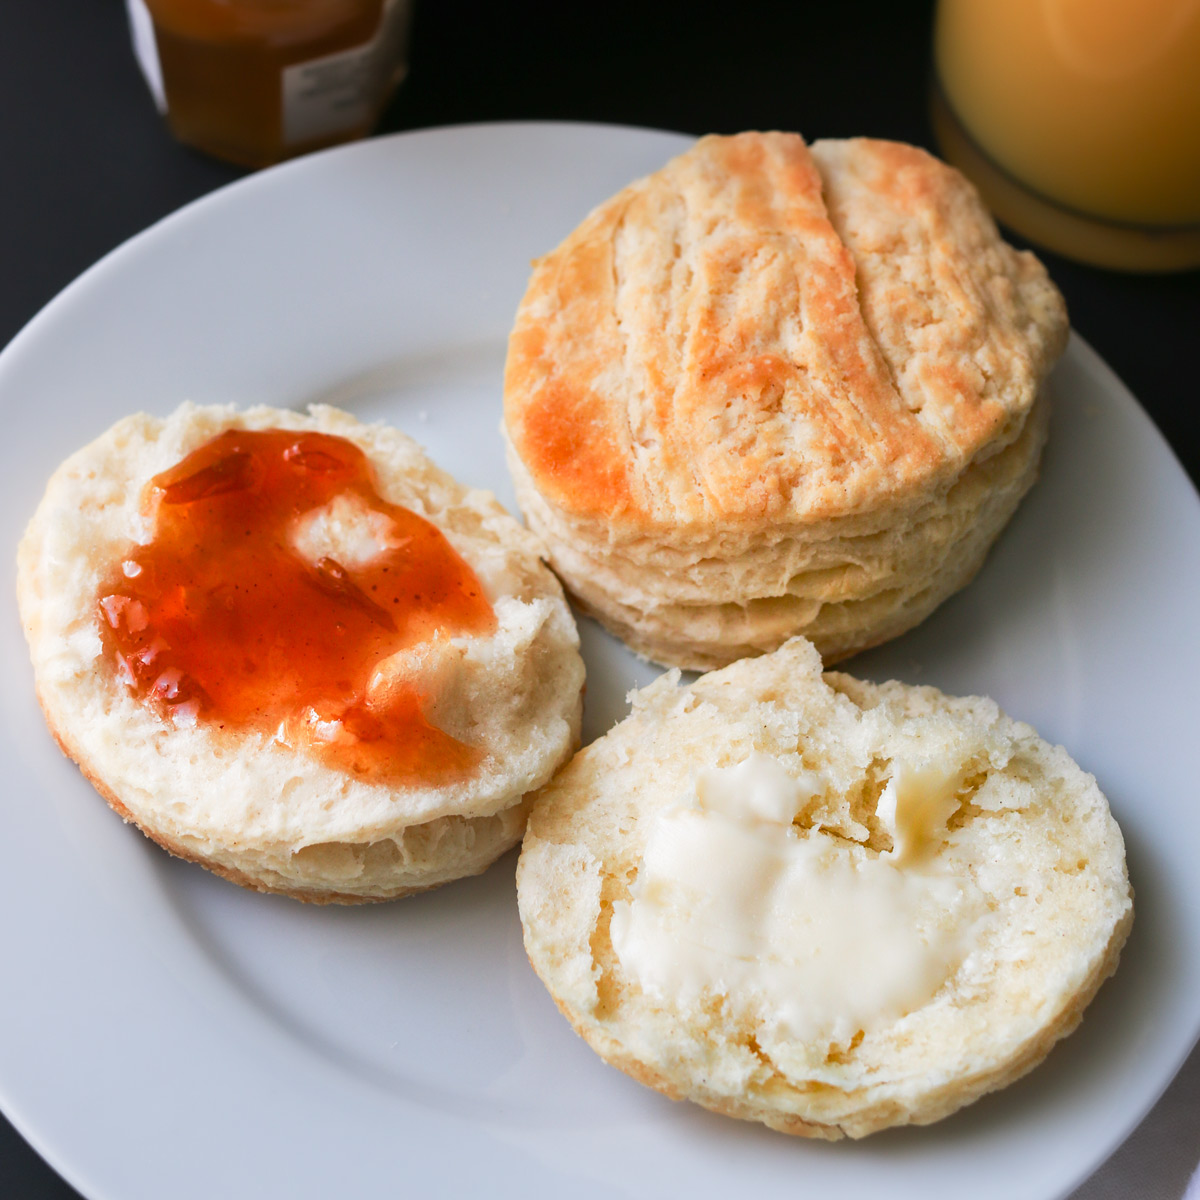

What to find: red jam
left=97, top=428, right=496, bottom=784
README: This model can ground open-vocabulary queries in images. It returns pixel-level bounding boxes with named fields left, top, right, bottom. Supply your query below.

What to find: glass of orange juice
left=932, top=0, right=1200, bottom=271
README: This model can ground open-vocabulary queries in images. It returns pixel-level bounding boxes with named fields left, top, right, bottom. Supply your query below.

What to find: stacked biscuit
left=504, top=132, right=1068, bottom=668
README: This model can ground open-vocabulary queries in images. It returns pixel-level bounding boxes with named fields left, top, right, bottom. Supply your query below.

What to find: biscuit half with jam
left=18, top=403, right=584, bottom=902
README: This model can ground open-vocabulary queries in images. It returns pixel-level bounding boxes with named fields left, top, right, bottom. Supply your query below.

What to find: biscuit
left=18, top=403, right=584, bottom=902
left=503, top=132, right=1068, bottom=668
left=517, top=639, right=1132, bottom=1137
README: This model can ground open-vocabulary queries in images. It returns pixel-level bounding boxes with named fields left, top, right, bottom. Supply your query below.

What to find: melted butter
left=878, top=758, right=964, bottom=864
left=610, top=753, right=974, bottom=1045
left=695, top=752, right=823, bottom=824
left=96, top=428, right=496, bottom=784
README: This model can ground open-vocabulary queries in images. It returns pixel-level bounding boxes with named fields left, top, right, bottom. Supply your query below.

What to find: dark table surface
left=1, top=2, right=1197, bottom=1197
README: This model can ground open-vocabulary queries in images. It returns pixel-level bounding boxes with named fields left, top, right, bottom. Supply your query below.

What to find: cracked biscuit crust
left=505, top=131, right=1066, bottom=528
left=516, top=639, right=1131, bottom=1138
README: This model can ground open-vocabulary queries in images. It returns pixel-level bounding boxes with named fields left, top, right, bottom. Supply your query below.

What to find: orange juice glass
left=933, top=0, right=1200, bottom=270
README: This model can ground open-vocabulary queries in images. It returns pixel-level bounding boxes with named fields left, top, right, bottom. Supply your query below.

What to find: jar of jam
left=125, top=0, right=413, bottom=168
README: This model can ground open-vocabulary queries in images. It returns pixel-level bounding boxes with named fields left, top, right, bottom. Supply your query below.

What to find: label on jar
left=125, top=0, right=166, bottom=113
left=281, top=0, right=412, bottom=147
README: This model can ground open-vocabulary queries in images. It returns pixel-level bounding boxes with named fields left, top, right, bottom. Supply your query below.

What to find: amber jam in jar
left=97, top=428, right=495, bottom=784
left=137, top=0, right=411, bottom=167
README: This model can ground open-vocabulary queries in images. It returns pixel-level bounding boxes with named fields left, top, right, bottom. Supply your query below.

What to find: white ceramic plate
left=1, top=123, right=1198, bottom=1200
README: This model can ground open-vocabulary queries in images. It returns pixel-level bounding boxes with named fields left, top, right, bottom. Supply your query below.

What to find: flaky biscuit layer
left=503, top=133, right=1068, bottom=667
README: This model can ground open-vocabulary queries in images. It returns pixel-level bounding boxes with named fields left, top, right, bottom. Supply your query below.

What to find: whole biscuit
left=18, top=403, right=585, bottom=902
left=504, top=132, right=1068, bottom=668
left=517, top=639, right=1132, bottom=1137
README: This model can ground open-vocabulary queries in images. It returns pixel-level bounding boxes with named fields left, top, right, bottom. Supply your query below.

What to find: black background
left=0, top=2, right=1196, bottom=1196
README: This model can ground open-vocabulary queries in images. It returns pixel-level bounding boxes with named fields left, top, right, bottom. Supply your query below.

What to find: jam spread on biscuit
left=96, top=428, right=495, bottom=783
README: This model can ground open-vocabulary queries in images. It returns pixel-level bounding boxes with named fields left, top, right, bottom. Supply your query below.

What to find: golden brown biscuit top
left=503, top=132, right=1067, bottom=529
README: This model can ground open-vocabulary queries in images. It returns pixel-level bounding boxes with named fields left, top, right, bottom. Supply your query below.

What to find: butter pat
left=696, top=751, right=822, bottom=824
left=610, top=754, right=975, bottom=1046
left=878, top=757, right=963, bottom=864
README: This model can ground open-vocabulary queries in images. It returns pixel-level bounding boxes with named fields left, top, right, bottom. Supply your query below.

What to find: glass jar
left=127, top=0, right=413, bottom=168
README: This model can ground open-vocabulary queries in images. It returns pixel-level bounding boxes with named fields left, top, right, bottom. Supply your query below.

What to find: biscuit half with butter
left=18, top=403, right=584, bottom=902
left=516, top=638, right=1131, bottom=1137
left=504, top=131, right=1069, bottom=669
